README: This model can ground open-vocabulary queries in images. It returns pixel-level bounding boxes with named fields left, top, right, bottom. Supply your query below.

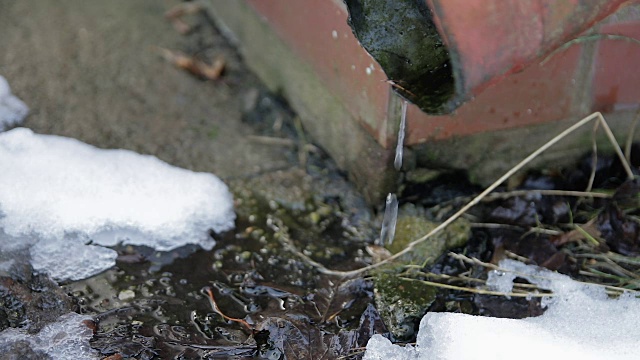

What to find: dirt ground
left=0, top=0, right=292, bottom=180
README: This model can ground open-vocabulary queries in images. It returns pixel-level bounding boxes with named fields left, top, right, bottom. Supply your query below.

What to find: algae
left=386, top=205, right=470, bottom=266
left=344, top=0, right=455, bottom=113
left=373, top=271, right=436, bottom=340
left=372, top=204, right=470, bottom=339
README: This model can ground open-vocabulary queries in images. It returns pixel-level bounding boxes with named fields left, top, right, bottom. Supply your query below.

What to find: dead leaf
left=612, top=178, right=640, bottom=210
left=490, top=229, right=569, bottom=271
left=490, top=196, right=540, bottom=226
left=156, top=47, right=225, bottom=80
left=164, top=2, right=205, bottom=34
left=308, top=278, right=370, bottom=324
left=366, top=244, right=392, bottom=263
left=551, top=219, right=600, bottom=246
left=356, top=303, right=390, bottom=348
left=257, top=317, right=309, bottom=359
left=598, top=203, right=640, bottom=256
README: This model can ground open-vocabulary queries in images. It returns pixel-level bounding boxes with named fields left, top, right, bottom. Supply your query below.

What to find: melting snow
left=364, top=259, right=640, bottom=360
left=0, top=127, right=235, bottom=281
left=0, top=75, right=29, bottom=130
left=0, top=313, right=98, bottom=360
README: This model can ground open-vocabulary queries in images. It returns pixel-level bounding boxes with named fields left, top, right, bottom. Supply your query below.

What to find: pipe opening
left=344, top=0, right=455, bottom=114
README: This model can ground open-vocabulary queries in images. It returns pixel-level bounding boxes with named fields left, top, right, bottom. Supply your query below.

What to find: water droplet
left=331, top=30, right=338, bottom=39
left=379, top=193, right=398, bottom=246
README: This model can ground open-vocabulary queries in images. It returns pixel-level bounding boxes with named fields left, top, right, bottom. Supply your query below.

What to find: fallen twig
left=273, top=112, right=633, bottom=279
left=398, top=276, right=552, bottom=298
left=481, top=189, right=612, bottom=200
left=267, top=217, right=335, bottom=274
left=625, top=109, right=640, bottom=163
left=449, top=252, right=636, bottom=295
left=585, top=120, right=600, bottom=192
left=205, top=287, right=253, bottom=332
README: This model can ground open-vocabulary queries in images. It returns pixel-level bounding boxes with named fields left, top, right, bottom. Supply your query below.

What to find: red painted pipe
left=426, top=0, right=631, bottom=105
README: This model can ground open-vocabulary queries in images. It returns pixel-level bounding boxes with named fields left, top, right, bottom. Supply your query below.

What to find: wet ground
left=0, top=1, right=383, bottom=358
left=3, top=1, right=640, bottom=360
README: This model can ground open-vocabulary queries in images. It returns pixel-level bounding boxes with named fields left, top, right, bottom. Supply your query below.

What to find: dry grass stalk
left=270, top=112, right=634, bottom=280
left=320, top=112, right=633, bottom=277
left=625, top=109, right=640, bottom=162
left=449, top=252, right=636, bottom=296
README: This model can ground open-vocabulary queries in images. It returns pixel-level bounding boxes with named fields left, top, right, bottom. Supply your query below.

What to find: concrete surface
left=205, top=0, right=397, bottom=204
left=0, top=0, right=292, bottom=180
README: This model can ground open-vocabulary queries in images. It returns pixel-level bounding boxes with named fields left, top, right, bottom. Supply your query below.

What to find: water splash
left=393, top=100, right=408, bottom=170
left=379, top=193, right=398, bottom=246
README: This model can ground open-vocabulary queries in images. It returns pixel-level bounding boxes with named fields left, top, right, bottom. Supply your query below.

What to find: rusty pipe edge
left=344, top=0, right=629, bottom=115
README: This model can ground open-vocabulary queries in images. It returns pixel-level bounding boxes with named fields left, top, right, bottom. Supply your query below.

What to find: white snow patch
left=0, top=128, right=235, bottom=280
left=0, top=312, right=98, bottom=360
left=364, top=259, right=640, bottom=360
left=0, top=75, right=29, bottom=130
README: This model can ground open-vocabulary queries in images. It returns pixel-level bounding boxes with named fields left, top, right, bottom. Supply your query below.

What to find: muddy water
left=62, top=159, right=382, bottom=358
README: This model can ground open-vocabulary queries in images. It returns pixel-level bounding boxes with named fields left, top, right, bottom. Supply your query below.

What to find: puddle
left=65, top=207, right=377, bottom=358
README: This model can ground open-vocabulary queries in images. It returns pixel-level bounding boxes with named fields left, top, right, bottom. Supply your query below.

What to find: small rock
left=118, top=290, right=136, bottom=301
left=373, top=272, right=436, bottom=340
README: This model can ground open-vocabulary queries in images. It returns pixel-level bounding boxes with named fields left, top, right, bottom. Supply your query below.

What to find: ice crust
left=0, top=128, right=235, bottom=280
left=0, top=75, right=29, bottom=130
left=364, top=259, right=640, bottom=360
left=0, top=312, right=98, bottom=360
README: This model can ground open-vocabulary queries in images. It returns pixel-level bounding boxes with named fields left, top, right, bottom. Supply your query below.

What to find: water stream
left=380, top=100, right=408, bottom=246
left=393, top=100, right=408, bottom=170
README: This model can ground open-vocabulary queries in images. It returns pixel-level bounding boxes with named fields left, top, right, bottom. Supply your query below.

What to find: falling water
left=379, top=100, right=407, bottom=247
left=393, top=100, right=408, bottom=170
left=379, top=193, right=398, bottom=246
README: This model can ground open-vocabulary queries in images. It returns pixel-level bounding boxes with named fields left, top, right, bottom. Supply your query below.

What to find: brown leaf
left=164, top=2, right=204, bottom=19
left=164, top=2, right=205, bottom=35
left=551, top=219, right=600, bottom=246
left=310, top=277, right=370, bottom=324
left=156, top=47, right=225, bottom=80
left=356, top=303, right=390, bottom=348
left=598, top=203, right=640, bottom=256
left=612, top=178, right=640, bottom=209
left=102, top=354, right=123, bottom=360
